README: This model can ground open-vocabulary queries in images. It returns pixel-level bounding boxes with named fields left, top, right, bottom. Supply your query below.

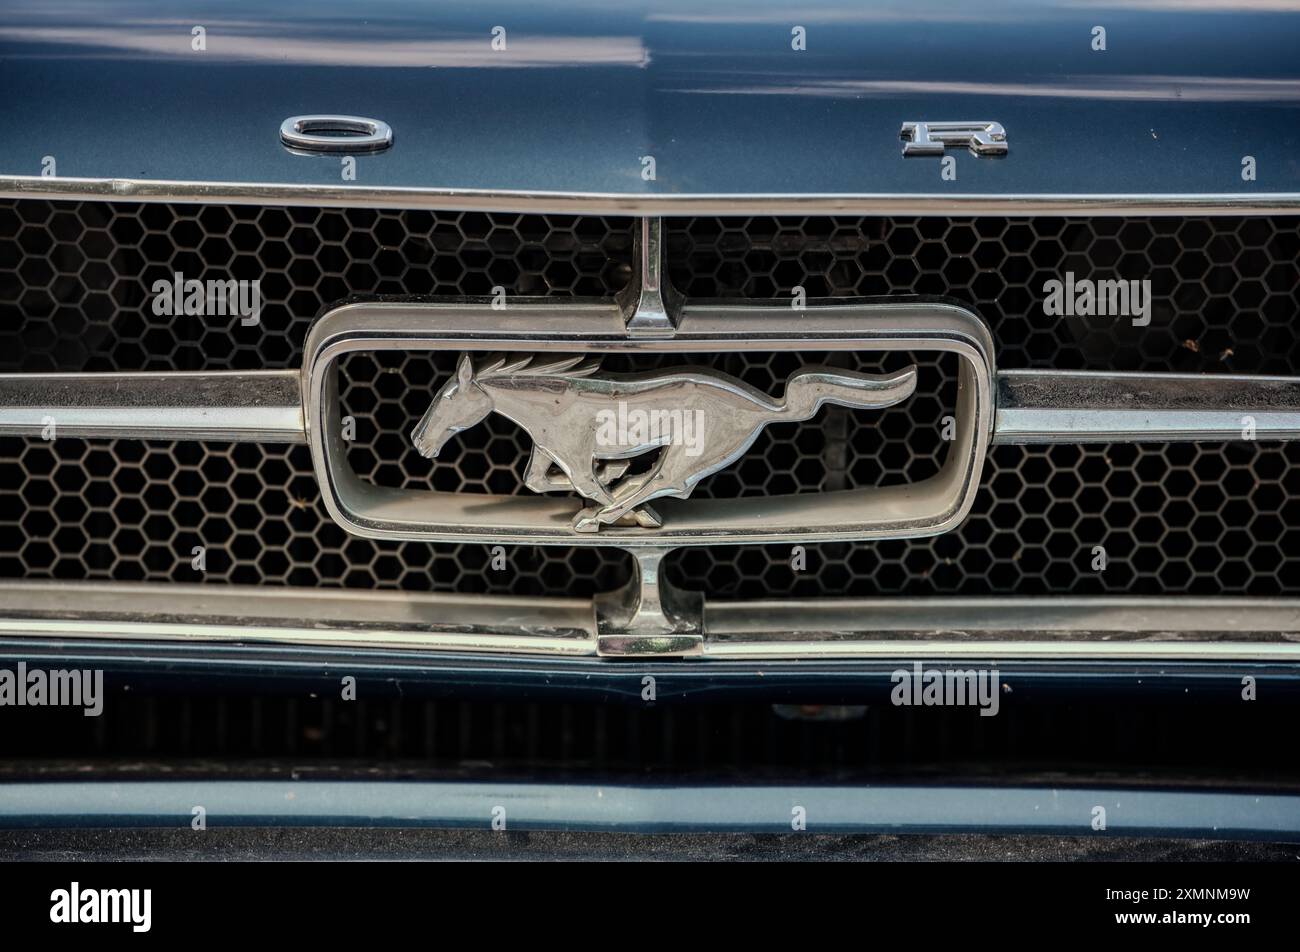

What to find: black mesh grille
left=666, top=216, right=1300, bottom=375
left=7, top=202, right=1298, bottom=376
left=0, top=200, right=637, bottom=593
left=0, top=438, right=630, bottom=595
left=666, top=441, right=1300, bottom=598
left=0, top=199, right=634, bottom=372
left=2, top=200, right=1298, bottom=597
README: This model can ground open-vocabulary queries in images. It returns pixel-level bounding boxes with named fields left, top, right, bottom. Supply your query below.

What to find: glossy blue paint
left=2, top=0, right=1298, bottom=196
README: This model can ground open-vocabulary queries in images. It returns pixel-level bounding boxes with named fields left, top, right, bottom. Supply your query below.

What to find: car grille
left=2, top=199, right=1298, bottom=598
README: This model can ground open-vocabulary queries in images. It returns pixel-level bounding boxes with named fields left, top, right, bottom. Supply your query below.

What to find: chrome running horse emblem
left=411, top=353, right=918, bottom=533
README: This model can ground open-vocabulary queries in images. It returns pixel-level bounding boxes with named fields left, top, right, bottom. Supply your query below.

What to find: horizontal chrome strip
left=4, top=367, right=1299, bottom=447
left=2, top=582, right=1298, bottom=661
left=0, top=371, right=305, bottom=442
left=705, top=597, right=1300, bottom=660
left=3, top=175, right=1300, bottom=216
left=0, top=582, right=593, bottom=656
left=994, top=370, right=1300, bottom=443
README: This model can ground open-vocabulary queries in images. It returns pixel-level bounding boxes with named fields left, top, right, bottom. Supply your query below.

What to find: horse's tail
left=779, top=365, right=917, bottom=420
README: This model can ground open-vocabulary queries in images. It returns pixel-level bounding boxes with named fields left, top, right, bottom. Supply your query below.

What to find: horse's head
left=410, top=354, right=494, bottom=458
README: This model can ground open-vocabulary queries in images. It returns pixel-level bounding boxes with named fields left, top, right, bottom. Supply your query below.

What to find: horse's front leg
left=595, top=459, right=631, bottom=484
left=523, top=447, right=574, bottom=493
left=525, top=435, right=629, bottom=494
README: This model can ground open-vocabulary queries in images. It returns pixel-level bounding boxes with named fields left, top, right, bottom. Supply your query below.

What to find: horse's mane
left=473, top=353, right=601, bottom=380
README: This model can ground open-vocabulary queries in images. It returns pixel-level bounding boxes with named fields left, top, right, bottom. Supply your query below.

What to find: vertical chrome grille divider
left=596, top=218, right=702, bottom=654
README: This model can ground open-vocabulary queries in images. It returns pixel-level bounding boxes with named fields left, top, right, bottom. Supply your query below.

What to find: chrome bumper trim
left=2, top=583, right=1298, bottom=661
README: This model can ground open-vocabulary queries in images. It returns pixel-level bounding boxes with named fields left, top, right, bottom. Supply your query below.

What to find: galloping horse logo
left=412, top=353, right=917, bottom=532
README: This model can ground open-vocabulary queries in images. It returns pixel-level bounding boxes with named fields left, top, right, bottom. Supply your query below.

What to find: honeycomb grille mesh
left=2, top=200, right=1298, bottom=597
left=0, top=199, right=634, bottom=372
left=666, top=441, right=1300, bottom=598
left=0, top=437, right=630, bottom=595
left=666, top=216, right=1300, bottom=375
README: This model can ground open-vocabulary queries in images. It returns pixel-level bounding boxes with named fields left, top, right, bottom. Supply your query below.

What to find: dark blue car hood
left=2, top=0, right=1299, bottom=200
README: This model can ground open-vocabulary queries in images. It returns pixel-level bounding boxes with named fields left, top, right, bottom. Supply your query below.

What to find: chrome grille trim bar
left=994, top=370, right=1300, bottom=444
left=4, top=367, right=1299, bottom=446
left=0, top=582, right=594, bottom=656
left=704, top=597, right=1300, bottom=660
left=1, top=582, right=1298, bottom=661
left=3, top=175, right=1300, bottom=216
left=0, top=370, right=305, bottom=442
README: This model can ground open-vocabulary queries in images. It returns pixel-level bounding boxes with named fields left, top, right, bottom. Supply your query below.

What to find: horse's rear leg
left=573, top=459, right=666, bottom=531
left=582, top=452, right=683, bottom=529
left=582, top=436, right=753, bottom=530
left=572, top=467, right=624, bottom=533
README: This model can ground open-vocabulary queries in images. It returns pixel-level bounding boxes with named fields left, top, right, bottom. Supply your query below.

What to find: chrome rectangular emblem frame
left=302, top=299, right=995, bottom=547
